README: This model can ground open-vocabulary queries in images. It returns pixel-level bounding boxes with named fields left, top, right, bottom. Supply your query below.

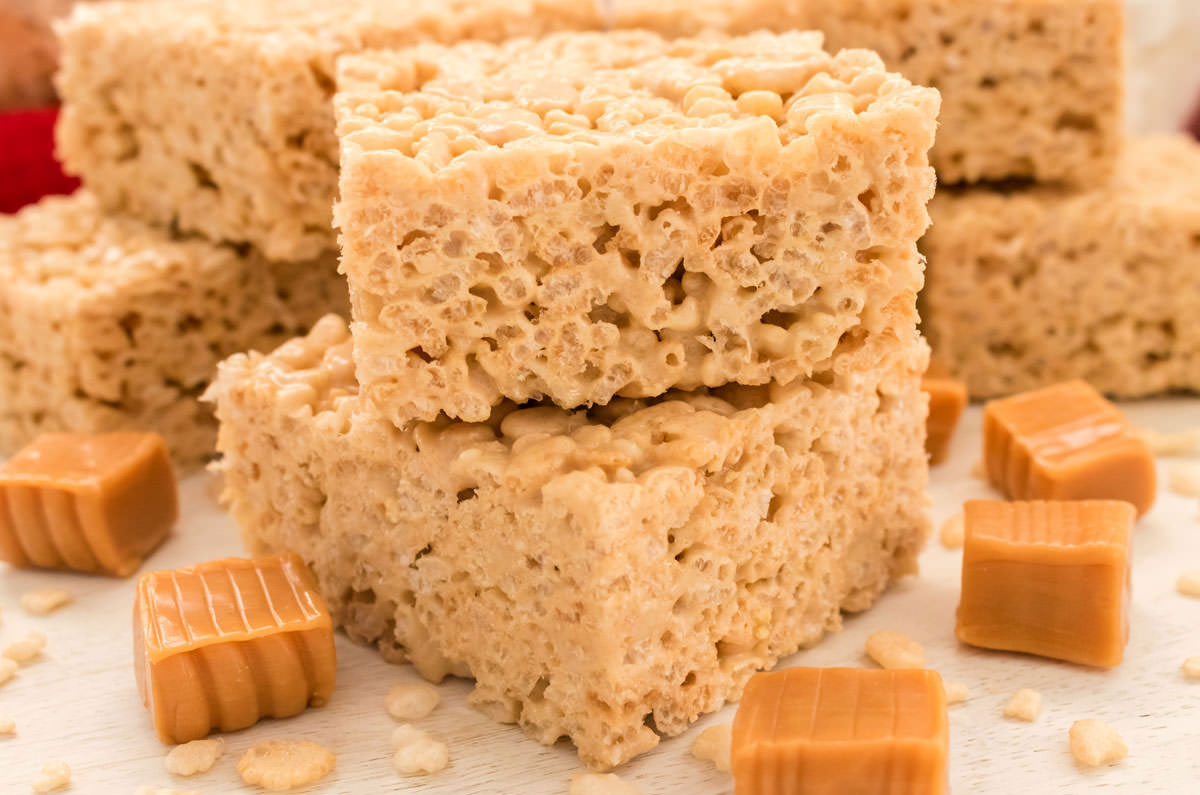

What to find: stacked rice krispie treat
left=211, top=30, right=940, bottom=768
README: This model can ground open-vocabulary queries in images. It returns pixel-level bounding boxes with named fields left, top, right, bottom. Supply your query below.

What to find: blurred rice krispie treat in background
left=0, top=0, right=74, bottom=110
left=1125, top=0, right=1200, bottom=134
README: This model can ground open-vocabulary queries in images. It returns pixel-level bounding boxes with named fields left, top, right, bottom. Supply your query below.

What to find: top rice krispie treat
left=336, top=30, right=939, bottom=425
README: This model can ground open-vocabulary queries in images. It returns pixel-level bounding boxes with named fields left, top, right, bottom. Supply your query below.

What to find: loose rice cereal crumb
left=569, top=772, right=642, bottom=795
left=0, top=657, right=17, bottom=687
left=1139, top=427, right=1200, bottom=457
left=0, top=715, right=14, bottom=734
left=944, top=682, right=970, bottom=705
left=1182, top=657, right=1200, bottom=680
left=237, top=740, right=335, bottom=791
left=1177, top=570, right=1200, bottom=598
left=939, top=513, right=965, bottom=549
left=1168, top=464, right=1200, bottom=497
left=1003, top=689, right=1042, bottom=722
left=391, top=724, right=449, bottom=775
left=164, top=738, right=224, bottom=776
left=31, top=760, right=70, bottom=792
left=385, top=683, right=440, bottom=721
left=865, top=630, right=925, bottom=670
left=3, top=631, right=46, bottom=664
left=689, top=724, right=732, bottom=772
left=1069, top=719, right=1127, bottom=767
left=20, top=589, right=72, bottom=616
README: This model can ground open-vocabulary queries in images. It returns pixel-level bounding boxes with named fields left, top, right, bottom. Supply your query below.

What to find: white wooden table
left=1, top=400, right=1198, bottom=794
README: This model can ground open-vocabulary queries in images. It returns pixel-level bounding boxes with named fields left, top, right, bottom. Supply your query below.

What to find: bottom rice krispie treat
left=210, top=315, right=930, bottom=769
left=922, top=135, right=1200, bottom=398
left=0, top=192, right=347, bottom=467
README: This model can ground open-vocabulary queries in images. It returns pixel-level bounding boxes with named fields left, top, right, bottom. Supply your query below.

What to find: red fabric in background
left=0, top=107, right=79, bottom=214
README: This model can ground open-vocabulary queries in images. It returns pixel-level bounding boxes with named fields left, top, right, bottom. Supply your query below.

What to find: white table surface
left=1, top=399, right=1198, bottom=794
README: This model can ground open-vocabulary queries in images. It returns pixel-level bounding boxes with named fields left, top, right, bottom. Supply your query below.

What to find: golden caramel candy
left=0, top=433, right=178, bottom=577
left=732, top=667, right=948, bottom=795
left=983, top=381, right=1155, bottom=516
left=956, top=500, right=1133, bottom=668
left=923, top=360, right=967, bottom=465
left=133, top=554, right=337, bottom=744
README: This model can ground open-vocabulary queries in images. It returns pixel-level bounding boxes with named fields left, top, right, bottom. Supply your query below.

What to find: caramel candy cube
left=732, top=667, right=948, bottom=795
left=983, top=380, right=1156, bottom=516
left=0, top=432, right=178, bottom=577
left=923, top=360, right=967, bottom=465
left=956, top=500, right=1133, bottom=668
left=133, top=554, right=337, bottom=744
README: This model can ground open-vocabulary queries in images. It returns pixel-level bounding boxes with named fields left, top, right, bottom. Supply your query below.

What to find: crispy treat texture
left=923, top=136, right=1200, bottom=398
left=609, top=0, right=1124, bottom=186
left=336, top=31, right=937, bottom=424
left=0, top=193, right=347, bottom=468
left=54, top=0, right=607, bottom=260
left=210, top=316, right=930, bottom=769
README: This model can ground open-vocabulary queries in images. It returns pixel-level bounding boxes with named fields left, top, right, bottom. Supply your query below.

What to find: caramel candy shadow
left=0, top=432, right=178, bottom=577
left=732, top=667, right=948, bottom=795
left=133, top=554, right=337, bottom=744
left=956, top=500, right=1132, bottom=668
left=923, top=360, right=967, bottom=466
left=983, top=380, right=1155, bottom=516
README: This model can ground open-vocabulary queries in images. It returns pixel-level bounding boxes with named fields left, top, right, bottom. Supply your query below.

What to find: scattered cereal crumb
left=1003, top=688, right=1042, bottom=722
left=3, top=631, right=46, bottom=664
left=689, top=724, right=731, bottom=772
left=135, top=788, right=200, bottom=795
left=944, top=682, right=970, bottom=705
left=31, top=760, right=70, bottom=792
left=569, top=772, right=642, bottom=795
left=1177, top=570, right=1200, bottom=598
left=865, top=630, right=925, bottom=670
left=0, top=657, right=17, bottom=687
left=164, top=738, right=224, bottom=776
left=969, top=460, right=985, bottom=480
left=1182, top=657, right=1200, bottom=680
left=1069, top=719, right=1127, bottom=767
left=939, top=513, right=965, bottom=549
left=1139, top=427, right=1200, bottom=457
left=391, top=724, right=449, bottom=775
left=20, top=589, right=72, bottom=616
left=237, top=740, right=335, bottom=791
left=0, top=715, right=14, bottom=734
left=385, top=682, right=440, bottom=721
left=1168, top=463, right=1200, bottom=498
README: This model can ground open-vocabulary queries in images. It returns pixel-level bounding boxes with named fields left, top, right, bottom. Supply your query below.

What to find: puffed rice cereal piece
left=865, top=630, right=925, bottom=670
left=385, top=683, right=440, bottom=721
left=391, top=724, right=449, bottom=775
left=939, top=513, right=965, bottom=549
left=1168, top=464, right=1200, bottom=497
left=164, top=738, right=224, bottom=776
left=689, top=723, right=731, bottom=772
left=20, top=589, right=72, bottom=616
left=237, top=740, right=335, bottom=791
left=1177, top=570, right=1200, bottom=598
left=0, top=714, right=14, bottom=734
left=1069, top=719, right=1127, bottom=767
left=0, top=657, right=17, bottom=687
left=569, top=772, right=641, bottom=795
left=31, top=760, right=70, bottom=793
left=1003, top=689, right=1042, bottom=722
left=1182, top=657, right=1200, bottom=680
left=944, top=682, right=970, bottom=705
left=3, top=631, right=46, bottom=664
left=1139, top=427, right=1200, bottom=457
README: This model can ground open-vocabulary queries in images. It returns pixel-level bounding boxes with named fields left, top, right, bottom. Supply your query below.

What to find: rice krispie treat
left=54, top=0, right=608, bottom=260
left=922, top=136, right=1200, bottom=398
left=210, top=315, right=930, bottom=769
left=0, top=193, right=346, bottom=467
left=336, top=31, right=938, bottom=424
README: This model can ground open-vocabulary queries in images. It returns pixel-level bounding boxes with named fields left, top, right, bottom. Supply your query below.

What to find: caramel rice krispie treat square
left=922, top=136, right=1200, bottom=398
left=336, top=30, right=938, bottom=425
left=0, top=193, right=346, bottom=468
left=209, top=315, right=930, bottom=769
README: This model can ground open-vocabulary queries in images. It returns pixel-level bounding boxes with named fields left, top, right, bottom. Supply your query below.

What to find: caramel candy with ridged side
left=923, top=360, right=967, bottom=465
left=0, top=432, right=177, bottom=577
left=133, top=554, right=337, bottom=744
left=956, top=500, right=1132, bottom=668
left=983, top=380, right=1155, bottom=516
left=732, top=667, right=949, bottom=795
